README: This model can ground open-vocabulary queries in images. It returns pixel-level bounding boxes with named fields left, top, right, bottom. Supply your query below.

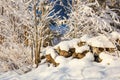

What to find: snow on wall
left=110, top=31, right=120, bottom=40
left=45, top=46, right=58, bottom=59
left=87, top=35, right=115, bottom=48
left=54, top=38, right=80, bottom=51
left=75, top=45, right=89, bottom=53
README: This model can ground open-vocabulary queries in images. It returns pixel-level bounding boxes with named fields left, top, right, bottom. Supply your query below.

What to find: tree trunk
left=1, top=7, right=4, bottom=15
left=34, top=0, right=40, bottom=67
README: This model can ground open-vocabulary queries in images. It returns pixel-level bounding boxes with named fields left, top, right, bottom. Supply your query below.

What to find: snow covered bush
left=63, top=0, right=120, bottom=55
left=0, top=0, right=68, bottom=73
left=0, top=0, right=62, bottom=72
left=0, top=0, right=33, bottom=73
left=64, top=0, right=120, bottom=39
left=0, top=43, right=32, bottom=74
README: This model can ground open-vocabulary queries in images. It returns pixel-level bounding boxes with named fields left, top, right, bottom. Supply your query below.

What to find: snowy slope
left=87, top=35, right=115, bottom=48
left=0, top=51, right=120, bottom=80
left=0, top=38, right=120, bottom=80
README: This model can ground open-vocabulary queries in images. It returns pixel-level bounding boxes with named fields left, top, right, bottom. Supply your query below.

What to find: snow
left=0, top=0, right=120, bottom=80
left=110, top=31, right=120, bottom=40
left=54, top=40, right=70, bottom=51
left=1, top=36, right=120, bottom=80
left=1, top=51, right=120, bottom=80
left=54, top=38, right=80, bottom=51
left=80, top=34, right=92, bottom=42
left=68, top=38, right=80, bottom=48
left=99, top=52, right=120, bottom=66
left=87, top=35, right=115, bottom=48
left=45, top=47, right=58, bottom=59
left=1, top=38, right=120, bottom=80
left=82, top=52, right=94, bottom=61
left=75, top=45, right=89, bottom=53
left=55, top=56, right=70, bottom=66
left=0, top=16, right=4, bottom=22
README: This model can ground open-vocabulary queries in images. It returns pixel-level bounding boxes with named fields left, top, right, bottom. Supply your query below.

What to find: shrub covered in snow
left=0, top=43, right=32, bottom=74
left=64, top=0, right=120, bottom=39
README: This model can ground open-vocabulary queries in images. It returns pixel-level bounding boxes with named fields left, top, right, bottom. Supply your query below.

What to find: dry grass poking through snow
left=0, top=43, right=32, bottom=74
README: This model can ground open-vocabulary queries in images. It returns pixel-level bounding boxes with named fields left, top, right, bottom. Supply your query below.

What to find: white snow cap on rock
left=45, top=47, right=58, bottom=59
left=110, top=31, right=120, bottom=40
left=54, top=41, right=70, bottom=51
left=0, top=16, right=4, bottom=22
left=68, top=38, right=80, bottom=48
left=80, top=34, right=92, bottom=42
left=75, top=45, right=89, bottom=53
left=87, top=35, right=115, bottom=48
left=54, top=39, right=80, bottom=51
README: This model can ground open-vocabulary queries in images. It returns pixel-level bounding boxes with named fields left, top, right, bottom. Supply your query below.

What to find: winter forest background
left=0, top=0, right=120, bottom=79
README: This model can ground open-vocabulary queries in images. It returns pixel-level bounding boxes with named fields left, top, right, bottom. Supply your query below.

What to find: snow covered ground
left=0, top=0, right=120, bottom=80
left=1, top=34, right=120, bottom=78
left=0, top=52, right=120, bottom=80
left=0, top=37, right=120, bottom=80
